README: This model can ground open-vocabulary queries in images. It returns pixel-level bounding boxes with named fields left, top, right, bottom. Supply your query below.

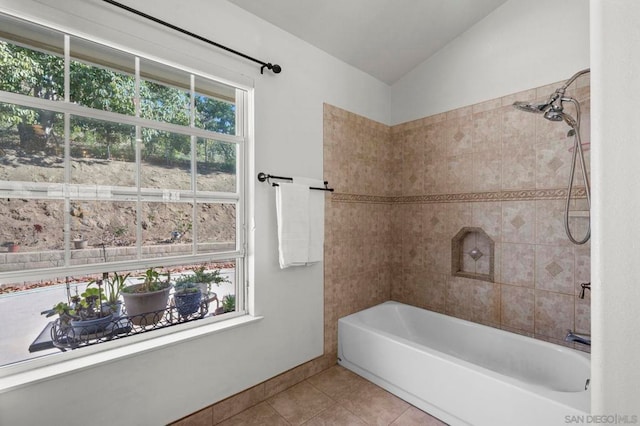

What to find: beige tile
left=446, top=104, right=473, bottom=120
left=423, top=272, right=447, bottom=312
left=501, top=243, right=535, bottom=287
left=473, top=97, right=502, bottom=114
left=501, top=285, right=535, bottom=332
left=535, top=290, right=575, bottom=340
left=213, top=384, right=264, bottom=424
left=501, top=145, right=536, bottom=190
left=398, top=268, right=429, bottom=308
left=471, top=202, right=502, bottom=242
left=422, top=204, right=448, bottom=240
left=267, top=381, right=335, bottom=425
left=502, top=201, right=536, bottom=244
left=217, top=402, right=288, bottom=426
left=469, top=280, right=501, bottom=326
left=172, top=406, right=213, bottom=426
left=535, top=138, right=573, bottom=190
left=574, top=245, right=591, bottom=290
left=473, top=148, right=502, bottom=192
left=501, top=105, right=536, bottom=150
left=445, top=117, right=474, bottom=156
left=337, top=380, right=410, bottom=426
left=424, top=155, right=446, bottom=195
left=445, top=203, right=473, bottom=239
left=303, top=405, right=367, bottom=425
left=391, top=406, right=448, bottom=426
left=307, top=366, right=370, bottom=400
left=535, top=200, right=570, bottom=246
left=473, top=108, right=502, bottom=152
left=535, top=245, right=575, bottom=294
left=445, top=276, right=474, bottom=321
left=264, top=365, right=307, bottom=399
left=502, top=88, right=537, bottom=108
left=575, top=297, right=591, bottom=335
left=445, top=153, right=474, bottom=194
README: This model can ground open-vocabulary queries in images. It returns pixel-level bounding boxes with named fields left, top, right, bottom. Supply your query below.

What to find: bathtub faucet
left=565, top=330, right=591, bottom=346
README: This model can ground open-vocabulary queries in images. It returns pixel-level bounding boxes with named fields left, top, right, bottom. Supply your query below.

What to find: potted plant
left=121, top=267, right=172, bottom=326
left=43, top=283, right=113, bottom=337
left=102, top=271, right=130, bottom=317
left=188, top=265, right=230, bottom=298
left=221, top=294, right=235, bottom=314
left=73, top=234, right=88, bottom=249
left=69, top=286, right=113, bottom=335
left=5, top=242, right=20, bottom=252
left=172, top=278, right=202, bottom=318
left=43, top=301, right=74, bottom=331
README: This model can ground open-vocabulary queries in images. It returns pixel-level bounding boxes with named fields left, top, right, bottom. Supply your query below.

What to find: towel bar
left=257, top=172, right=334, bottom=192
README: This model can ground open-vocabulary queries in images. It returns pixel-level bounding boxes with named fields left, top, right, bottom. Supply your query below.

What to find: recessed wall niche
left=451, top=227, right=494, bottom=282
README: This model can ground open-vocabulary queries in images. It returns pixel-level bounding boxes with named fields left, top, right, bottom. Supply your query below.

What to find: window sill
left=0, top=314, right=263, bottom=394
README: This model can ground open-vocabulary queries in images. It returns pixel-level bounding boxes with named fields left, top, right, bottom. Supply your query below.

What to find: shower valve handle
left=579, top=282, right=591, bottom=299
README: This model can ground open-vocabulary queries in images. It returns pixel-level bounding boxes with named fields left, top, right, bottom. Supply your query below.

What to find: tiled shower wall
left=324, top=74, right=591, bottom=353
left=323, top=105, right=396, bottom=356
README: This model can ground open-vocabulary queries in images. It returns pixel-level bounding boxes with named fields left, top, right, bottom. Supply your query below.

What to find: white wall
left=391, top=0, right=590, bottom=124
left=591, top=0, right=640, bottom=414
left=0, top=1, right=389, bottom=424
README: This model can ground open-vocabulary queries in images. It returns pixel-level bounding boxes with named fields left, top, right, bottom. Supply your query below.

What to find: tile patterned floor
left=218, top=365, right=447, bottom=425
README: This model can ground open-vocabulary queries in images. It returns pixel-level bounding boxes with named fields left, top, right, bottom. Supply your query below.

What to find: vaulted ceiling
left=227, top=0, right=509, bottom=84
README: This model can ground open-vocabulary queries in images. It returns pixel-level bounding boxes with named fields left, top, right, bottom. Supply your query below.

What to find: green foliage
left=123, top=267, right=171, bottom=294
left=173, top=279, right=200, bottom=294
left=222, top=294, right=235, bottom=313
left=191, top=266, right=229, bottom=286
left=104, top=271, right=130, bottom=304
left=1, top=39, right=237, bottom=169
left=44, top=283, right=107, bottom=321
left=173, top=266, right=228, bottom=295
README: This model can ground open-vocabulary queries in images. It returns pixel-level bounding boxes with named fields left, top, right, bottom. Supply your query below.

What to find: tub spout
left=565, top=330, right=591, bottom=346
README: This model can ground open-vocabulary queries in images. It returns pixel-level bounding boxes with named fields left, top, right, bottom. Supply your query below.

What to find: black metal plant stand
left=50, top=301, right=209, bottom=350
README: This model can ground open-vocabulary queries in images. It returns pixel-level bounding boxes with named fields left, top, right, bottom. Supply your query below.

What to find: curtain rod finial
left=261, top=63, right=282, bottom=74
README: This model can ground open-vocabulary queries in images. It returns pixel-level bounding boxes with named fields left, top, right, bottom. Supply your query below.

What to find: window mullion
left=64, top=34, right=71, bottom=266
left=190, top=74, right=197, bottom=255
left=135, top=56, right=142, bottom=260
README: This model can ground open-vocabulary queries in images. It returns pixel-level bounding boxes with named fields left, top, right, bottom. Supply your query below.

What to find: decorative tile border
left=331, top=187, right=587, bottom=205
left=330, top=193, right=395, bottom=204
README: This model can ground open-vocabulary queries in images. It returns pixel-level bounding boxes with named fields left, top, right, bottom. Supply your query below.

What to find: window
left=0, top=13, right=249, bottom=368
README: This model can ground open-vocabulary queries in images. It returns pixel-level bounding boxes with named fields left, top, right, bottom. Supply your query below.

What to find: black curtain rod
left=257, top=172, right=334, bottom=192
left=101, top=0, right=282, bottom=75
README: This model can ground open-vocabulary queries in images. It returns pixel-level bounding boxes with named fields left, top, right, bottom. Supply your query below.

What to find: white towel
left=276, top=183, right=310, bottom=268
left=292, top=176, right=325, bottom=264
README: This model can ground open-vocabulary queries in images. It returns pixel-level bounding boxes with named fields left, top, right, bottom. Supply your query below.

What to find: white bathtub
left=338, top=301, right=590, bottom=426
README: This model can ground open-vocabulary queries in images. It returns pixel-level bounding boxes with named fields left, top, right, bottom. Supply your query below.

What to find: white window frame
left=0, top=12, right=255, bottom=381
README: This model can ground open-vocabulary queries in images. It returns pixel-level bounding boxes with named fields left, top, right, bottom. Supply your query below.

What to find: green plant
left=104, top=271, right=130, bottom=304
left=176, top=265, right=229, bottom=296
left=47, top=301, right=74, bottom=317
left=122, top=267, right=171, bottom=294
left=222, top=294, right=235, bottom=313
left=173, top=279, right=200, bottom=294
left=43, top=282, right=108, bottom=322
left=76, top=286, right=105, bottom=320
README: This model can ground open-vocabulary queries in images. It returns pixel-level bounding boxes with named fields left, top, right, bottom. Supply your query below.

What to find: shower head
left=512, top=100, right=551, bottom=114
left=544, top=107, right=565, bottom=121
left=543, top=106, right=578, bottom=128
